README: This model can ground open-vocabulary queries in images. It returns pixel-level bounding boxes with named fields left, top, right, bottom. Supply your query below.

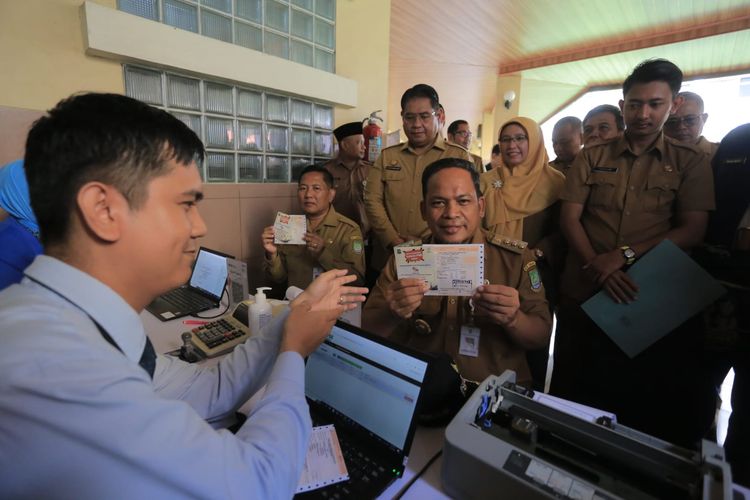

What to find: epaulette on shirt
left=488, top=234, right=528, bottom=254
left=335, top=213, right=359, bottom=229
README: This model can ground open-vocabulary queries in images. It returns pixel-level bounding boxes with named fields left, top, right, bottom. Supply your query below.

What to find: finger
left=611, top=275, right=637, bottom=301
left=604, top=279, right=628, bottom=304
left=619, top=273, right=639, bottom=295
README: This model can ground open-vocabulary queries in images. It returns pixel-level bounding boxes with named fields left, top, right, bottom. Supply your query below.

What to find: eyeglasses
left=499, top=134, right=528, bottom=144
left=665, top=114, right=701, bottom=128
left=402, top=111, right=436, bottom=123
left=453, top=130, right=472, bottom=138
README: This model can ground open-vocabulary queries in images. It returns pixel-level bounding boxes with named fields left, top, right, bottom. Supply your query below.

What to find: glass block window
left=124, top=65, right=334, bottom=183
left=117, top=0, right=335, bottom=73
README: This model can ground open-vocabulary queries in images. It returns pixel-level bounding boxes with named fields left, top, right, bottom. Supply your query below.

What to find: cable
left=391, top=449, right=443, bottom=500
left=194, top=286, right=231, bottom=319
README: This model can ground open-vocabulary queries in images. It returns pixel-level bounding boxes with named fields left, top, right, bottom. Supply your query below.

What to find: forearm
left=263, top=253, right=287, bottom=284
left=562, top=218, right=597, bottom=263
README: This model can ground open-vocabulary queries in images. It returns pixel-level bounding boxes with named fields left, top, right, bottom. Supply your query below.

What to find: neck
left=307, top=207, right=330, bottom=230
left=625, top=130, right=660, bottom=156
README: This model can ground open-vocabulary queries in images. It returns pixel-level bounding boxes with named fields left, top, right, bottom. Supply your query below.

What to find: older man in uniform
left=323, top=122, right=371, bottom=236
left=550, top=116, right=583, bottom=175
left=263, top=165, right=365, bottom=289
left=582, top=104, right=624, bottom=147
left=363, top=158, right=551, bottom=384
left=664, top=91, right=719, bottom=159
left=365, top=84, right=472, bottom=273
left=447, top=119, right=484, bottom=173
left=553, top=59, right=716, bottom=448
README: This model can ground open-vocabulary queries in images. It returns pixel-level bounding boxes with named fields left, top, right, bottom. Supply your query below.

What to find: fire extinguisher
left=362, top=110, right=383, bottom=162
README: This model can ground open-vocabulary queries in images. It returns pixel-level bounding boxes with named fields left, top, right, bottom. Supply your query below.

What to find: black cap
left=333, top=122, right=363, bottom=142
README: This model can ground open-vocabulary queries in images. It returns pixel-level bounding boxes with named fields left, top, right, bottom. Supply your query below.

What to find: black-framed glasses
left=665, top=114, right=701, bottom=128
left=499, top=134, right=528, bottom=144
left=454, top=130, right=472, bottom=138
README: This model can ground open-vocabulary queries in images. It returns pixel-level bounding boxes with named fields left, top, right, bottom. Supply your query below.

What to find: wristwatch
left=620, top=245, right=636, bottom=266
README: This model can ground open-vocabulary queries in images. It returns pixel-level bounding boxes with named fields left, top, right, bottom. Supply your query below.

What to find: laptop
left=296, top=321, right=431, bottom=499
left=146, top=247, right=232, bottom=321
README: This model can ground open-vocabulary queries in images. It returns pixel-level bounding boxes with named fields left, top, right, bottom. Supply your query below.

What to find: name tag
left=459, top=325, right=480, bottom=357
left=592, top=166, right=618, bottom=173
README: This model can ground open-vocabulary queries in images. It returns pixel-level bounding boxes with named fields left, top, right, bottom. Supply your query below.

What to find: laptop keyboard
left=161, top=289, right=212, bottom=311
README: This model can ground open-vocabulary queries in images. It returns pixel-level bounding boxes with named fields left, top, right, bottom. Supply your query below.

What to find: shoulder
left=486, top=232, right=529, bottom=255
left=663, top=134, right=702, bottom=156
left=334, top=213, right=362, bottom=233
left=381, top=143, right=405, bottom=153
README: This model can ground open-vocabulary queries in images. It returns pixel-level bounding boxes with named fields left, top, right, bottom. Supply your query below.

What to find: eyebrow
left=182, top=190, right=204, bottom=202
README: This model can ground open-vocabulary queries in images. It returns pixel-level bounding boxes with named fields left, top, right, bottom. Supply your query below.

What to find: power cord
left=194, top=286, right=231, bottom=319
left=391, top=449, right=443, bottom=500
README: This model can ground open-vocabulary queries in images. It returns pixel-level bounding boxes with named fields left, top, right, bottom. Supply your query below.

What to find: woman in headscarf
left=0, top=159, right=42, bottom=290
left=480, top=117, right=566, bottom=390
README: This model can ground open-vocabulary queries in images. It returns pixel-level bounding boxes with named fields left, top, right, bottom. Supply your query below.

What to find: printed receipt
left=274, top=211, right=307, bottom=245
left=394, top=243, right=484, bottom=296
left=295, top=425, right=349, bottom=493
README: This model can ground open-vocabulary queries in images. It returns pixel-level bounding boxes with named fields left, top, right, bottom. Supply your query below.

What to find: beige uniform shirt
left=560, top=133, right=714, bottom=301
left=364, top=135, right=472, bottom=269
left=470, top=153, right=485, bottom=173
left=264, top=207, right=365, bottom=289
left=362, top=230, right=552, bottom=384
left=550, top=158, right=573, bottom=175
left=695, top=135, right=719, bottom=160
left=322, top=157, right=372, bottom=236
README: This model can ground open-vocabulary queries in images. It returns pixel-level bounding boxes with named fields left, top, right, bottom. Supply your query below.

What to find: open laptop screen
left=188, top=248, right=229, bottom=299
left=305, top=323, right=428, bottom=452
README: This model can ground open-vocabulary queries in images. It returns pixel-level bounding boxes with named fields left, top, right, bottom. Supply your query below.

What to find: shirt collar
left=616, top=132, right=665, bottom=160
left=23, top=255, right=146, bottom=363
left=402, top=134, right=445, bottom=154
left=321, top=206, right=339, bottom=227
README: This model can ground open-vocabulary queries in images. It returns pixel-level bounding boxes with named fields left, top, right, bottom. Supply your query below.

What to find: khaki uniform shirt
left=362, top=230, right=552, bottom=384
left=364, top=135, right=472, bottom=269
left=470, top=153, right=486, bottom=173
left=322, top=157, right=372, bottom=236
left=550, top=158, right=573, bottom=175
left=264, top=207, right=365, bottom=289
left=695, top=136, right=719, bottom=160
left=560, top=133, right=715, bottom=302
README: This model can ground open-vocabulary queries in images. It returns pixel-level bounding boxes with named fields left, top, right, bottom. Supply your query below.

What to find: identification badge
left=592, top=166, right=618, bottom=173
left=459, top=325, right=481, bottom=357
left=312, top=266, right=323, bottom=281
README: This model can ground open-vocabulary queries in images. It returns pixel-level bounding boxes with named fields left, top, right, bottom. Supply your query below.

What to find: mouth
left=439, top=225, right=464, bottom=235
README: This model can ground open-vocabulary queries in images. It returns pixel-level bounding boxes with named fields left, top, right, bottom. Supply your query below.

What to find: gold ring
left=339, top=295, right=345, bottom=305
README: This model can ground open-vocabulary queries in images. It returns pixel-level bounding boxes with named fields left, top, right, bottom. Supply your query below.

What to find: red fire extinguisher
left=362, top=110, right=383, bottom=162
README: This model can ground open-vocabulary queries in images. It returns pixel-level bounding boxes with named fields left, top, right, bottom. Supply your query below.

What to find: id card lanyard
left=459, top=298, right=480, bottom=357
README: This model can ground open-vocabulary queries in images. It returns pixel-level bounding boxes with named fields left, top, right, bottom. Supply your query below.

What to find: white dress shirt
left=0, top=255, right=311, bottom=499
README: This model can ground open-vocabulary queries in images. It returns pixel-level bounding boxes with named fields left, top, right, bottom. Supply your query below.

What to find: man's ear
left=618, top=99, right=625, bottom=113
left=76, top=182, right=126, bottom=243
left=478, top=195, right=486, bottom=218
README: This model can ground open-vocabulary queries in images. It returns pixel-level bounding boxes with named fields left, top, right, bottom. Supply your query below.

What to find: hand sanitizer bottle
left=249, top=287, right=272, bottom=334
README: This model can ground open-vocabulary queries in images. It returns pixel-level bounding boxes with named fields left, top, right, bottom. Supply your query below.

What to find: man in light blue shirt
left=0, top=93, right=366, bottom=499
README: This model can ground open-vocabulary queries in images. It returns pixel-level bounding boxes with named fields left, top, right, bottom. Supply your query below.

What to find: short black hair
left=678, top=91, right=706, bottom=113
left=421, top=158, right=481, bottom=198
left=583, top=104, right=625, bottom=131
left=400, top=84, right=440, bottom=112
left=491, top=144, right=500, bottom=155
left=623, top=58, right=682, bottom=98
left=447, top=120, right=468, bottom=136
left=553, top=116, right=582, bottom=134
left=25, top=92, right=204, bottom=248
left=298, top=165, right=334, bottom=188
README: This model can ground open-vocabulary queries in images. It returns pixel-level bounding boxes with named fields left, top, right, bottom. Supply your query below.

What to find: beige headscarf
left=481, top=116, right=565, bottom=239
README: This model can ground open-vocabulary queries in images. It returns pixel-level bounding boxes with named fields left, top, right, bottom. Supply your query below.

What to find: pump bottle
left=248, top=287, right=272, bottom=334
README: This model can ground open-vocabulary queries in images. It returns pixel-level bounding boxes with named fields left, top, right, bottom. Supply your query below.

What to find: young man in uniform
left=0, top=93, right=367, bottom=497
left=447, top=119, right=484, bottom=173
left=582, top=104, right=625, bottom=147
left=364, top=84, right=472, bottom=274
left=263, top=165, right=365, bottom=289
left=363, top=158, right=551, bottom=385
left=553, top=59, right=716, bottom=448
left=664, top=91, right=719, bottom=159
left=550, top=116, right=583, bottom=175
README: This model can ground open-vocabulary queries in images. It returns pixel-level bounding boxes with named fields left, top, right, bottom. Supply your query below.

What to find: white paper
left=295, top=425, right=349, bottom=493
left=532, top=392, right=617, bottom=424
left=274, top=212, right=307, bottom=245
left=226, top=258, right=248, bottom=308
left=394, top=243, right=484, bottom=296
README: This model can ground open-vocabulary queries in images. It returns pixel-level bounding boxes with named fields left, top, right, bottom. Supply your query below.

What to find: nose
left=443, top=200, right=460, bottom=218
left=191, top=207, right=208, bottom=239
left=637, top=104, right=649, bottom=119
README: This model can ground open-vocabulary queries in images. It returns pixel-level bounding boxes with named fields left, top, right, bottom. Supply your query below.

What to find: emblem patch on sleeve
left=523, top=261, right=542, bottom=292
left=352, top=240, right=363, bottom=254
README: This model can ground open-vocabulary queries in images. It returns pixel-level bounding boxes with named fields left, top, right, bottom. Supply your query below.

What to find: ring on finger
left=339, top=295, right=345, bottom=305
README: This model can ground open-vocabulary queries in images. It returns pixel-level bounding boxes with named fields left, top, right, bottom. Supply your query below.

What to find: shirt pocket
left=382, top=167, right=405, bottom=182
left=584, top=173, right=617, bottom=209
left=643, top=173, right=680, bottom=211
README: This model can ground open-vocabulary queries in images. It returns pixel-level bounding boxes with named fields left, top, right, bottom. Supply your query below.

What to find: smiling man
left=263, top=165, right=365, bottom=289
left=363, top=158, right=551, bottom=384
left=0, top=93, right=366, bottom=498
left=364, top=84, right=472, bottom=274
left=553, top=59, right=716, bottom=448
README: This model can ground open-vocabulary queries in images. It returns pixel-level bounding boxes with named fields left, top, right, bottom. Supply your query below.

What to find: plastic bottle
left=248, top=287, right=272, bottom=334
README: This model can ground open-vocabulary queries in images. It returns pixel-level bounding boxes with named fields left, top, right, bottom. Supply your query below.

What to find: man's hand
left=602, top=270, right=639, bottom=304
left=471, top=284, right=520, bottom=328
left=261, top=226, right=277, bottom=258
left=280, top=302, right=340, bottom=357
left=385, top=278, right=429, bottom=319
left=583, top=250, right=625, bottom=284
left=293, top=269, right=368, bottom=312
left=303, top=232, right=325, bottom=259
